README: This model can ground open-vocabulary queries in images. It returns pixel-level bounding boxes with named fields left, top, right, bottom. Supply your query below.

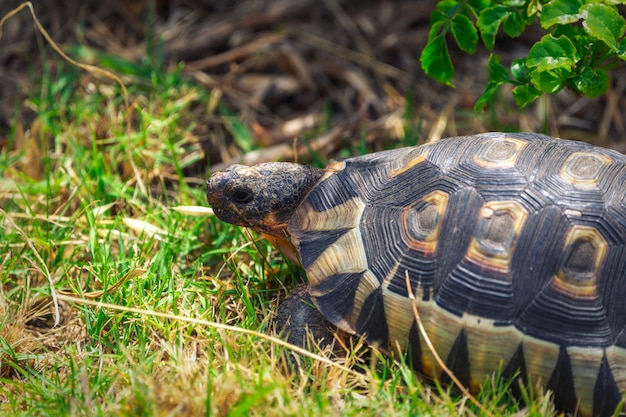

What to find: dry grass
left=3, top=1, right=622, bottom=416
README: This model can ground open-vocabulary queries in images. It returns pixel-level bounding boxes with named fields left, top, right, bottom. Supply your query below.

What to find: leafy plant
left=421, top=0, right=626, bottom=110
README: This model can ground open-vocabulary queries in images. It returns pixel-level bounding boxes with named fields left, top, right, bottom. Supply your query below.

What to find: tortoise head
left=206, top=162, right=323, bottom=238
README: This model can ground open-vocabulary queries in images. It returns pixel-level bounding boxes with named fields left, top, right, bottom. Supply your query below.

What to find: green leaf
left=428, top=10, right=450, bottom=40
left=467, top=0, right=491, bottom=16
left=512, top=85, right=542, bottom=108
left=540, top=0, right=582, bottom=29
left=527, top=0, right=540, bottom=17
left=527, top=35, right=578, bottom=71
left=553, top=24, right=591, bottom=58
left=420, top=34, right=455, bottom=87
left=553, top=24, right=582, bottom=43
left=486, top=54, right=510, bottom=84
left=510, top=58, right=530, bottom=82
left=618, top=38, right=626, bottom=60
left=503, top=11, right=525, bottom=38
left=531, top=70, right=564, bottom=93
left=573, top=67, right=609, bottom=98
left=451, top=14, right=478, bottom=53
left=581, top=3, right=626, bottom=51
left=503, top=0, right=525, bottom=6
left=474, top=54, right=509, bottom=111
left=436, top=0, right=462, bottom=13
left=477, top=5, right=510, bottom=50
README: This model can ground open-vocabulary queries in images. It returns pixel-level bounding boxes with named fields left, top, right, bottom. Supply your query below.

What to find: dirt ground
left=1, top=0, right=625, bottom=170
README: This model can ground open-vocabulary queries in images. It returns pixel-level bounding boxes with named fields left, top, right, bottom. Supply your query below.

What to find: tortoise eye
left=231, top=186, right=254, bottom=204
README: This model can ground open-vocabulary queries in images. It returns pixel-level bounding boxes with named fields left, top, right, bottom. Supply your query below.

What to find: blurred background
left=1, top=0, right=625, bottom=175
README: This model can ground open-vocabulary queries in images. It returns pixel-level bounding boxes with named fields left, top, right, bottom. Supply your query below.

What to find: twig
left=186, top=33, right=284, bottom=71
left=293, top=30, right=413, bottom=84
left=0, top=2, right=146, bottom=195
left=163, top=0, right=316, bottom=60
left=404, top=270, right=492, bottom=416
left=58, top=268, right=146, bottom=299
left=55, top=292, right=367, bottom=380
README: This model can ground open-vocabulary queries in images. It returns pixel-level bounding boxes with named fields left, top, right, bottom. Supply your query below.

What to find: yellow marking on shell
left=463, top=315, right=524, bottom=392
left=305, top=228, right=368, bottom=287
left=380, top=262, right=400, bottom=293
left=400, top=190, right=449, bottom=255
left=521, top=335, right=560, bottom=391
left=465, top=201, right=528, bottom=274
left=380, top=264, right=433, bottom=352
left=560, top=152, right=613, bottom=190
left=389, top=151, right=427, bottom=177
left=380, top=265, right=429, bottom=309
left=382, top=290, right=414, bottom=351
left=320, top=160, right=346, bottom=182
left=564, top=225, right=608, bottom=271
left=379, top=263, right=426, bottom=353
left=290, top=197, right=365, bottom=233
left=567, top=346, right=604, bottom=417
left=606, top=345, right=626, bottom=394
left=553, top=226, right=607, bottom=298
left=348, top=269, right=382, bottom=333
left=420, top=304, right=464, bottom=379
left=473, top=137, right=528, bottom=168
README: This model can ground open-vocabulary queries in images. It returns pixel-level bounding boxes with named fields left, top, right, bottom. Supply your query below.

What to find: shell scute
left=287, top=133, right=626, bottom=417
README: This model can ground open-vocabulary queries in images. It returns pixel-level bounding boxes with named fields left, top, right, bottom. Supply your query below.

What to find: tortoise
left=206, top=132, right=626, bottom=417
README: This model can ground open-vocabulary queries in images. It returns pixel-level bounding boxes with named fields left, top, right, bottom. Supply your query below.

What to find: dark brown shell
left=287, top=132, right=626, bottom=417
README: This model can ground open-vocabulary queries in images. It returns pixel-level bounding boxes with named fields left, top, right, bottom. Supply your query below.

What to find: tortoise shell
left=207, top=132, right=626, bottom=417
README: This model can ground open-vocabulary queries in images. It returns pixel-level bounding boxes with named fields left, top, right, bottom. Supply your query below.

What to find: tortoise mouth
left=211, top=206, right=246, bottom=228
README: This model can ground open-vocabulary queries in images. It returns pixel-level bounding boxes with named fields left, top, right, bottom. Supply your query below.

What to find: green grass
left=0, top=50, right=563, bottom=417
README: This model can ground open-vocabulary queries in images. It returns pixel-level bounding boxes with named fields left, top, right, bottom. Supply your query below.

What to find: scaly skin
left=206, top=162, right=323, bottom=261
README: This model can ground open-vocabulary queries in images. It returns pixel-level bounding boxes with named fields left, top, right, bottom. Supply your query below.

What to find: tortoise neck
left=262, top=232, right=300, bottom=264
